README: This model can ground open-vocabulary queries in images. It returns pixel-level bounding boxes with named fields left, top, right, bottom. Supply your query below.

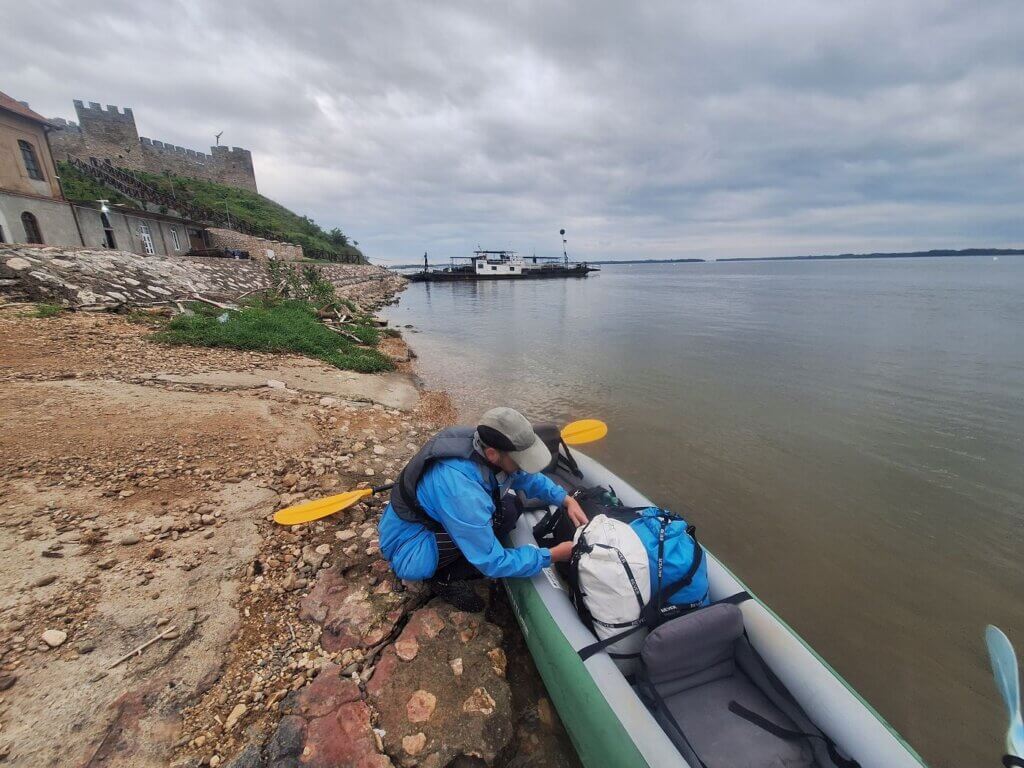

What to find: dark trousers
left=433, top=493, right=523, bottom=582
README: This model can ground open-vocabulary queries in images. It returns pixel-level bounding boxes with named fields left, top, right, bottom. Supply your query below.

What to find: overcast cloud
left=3, top=1, right=1022, bottom=262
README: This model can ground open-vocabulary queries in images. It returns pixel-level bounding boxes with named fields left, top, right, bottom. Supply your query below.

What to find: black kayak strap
left=558, top=437, right=582, bottom=478
left=640, top=678, right=709, bottom=768
left=577, top=590, right=750, bottom=662
left=1005, top=757, right=1024, bottom=768
left=728, top=701, right=861, bottom=768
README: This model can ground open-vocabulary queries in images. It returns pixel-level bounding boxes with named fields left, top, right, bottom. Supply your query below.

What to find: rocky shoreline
left=0, top=252, right=579, bottom=768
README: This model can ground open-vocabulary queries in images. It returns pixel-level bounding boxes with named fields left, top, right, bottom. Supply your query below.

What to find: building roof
left=71, top=199, right=205, bottom=228
left=0, top=91, right=53, bottom=126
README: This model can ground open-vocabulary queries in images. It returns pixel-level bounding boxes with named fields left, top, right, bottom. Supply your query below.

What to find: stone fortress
left=48, top=100, right=257, bottom=193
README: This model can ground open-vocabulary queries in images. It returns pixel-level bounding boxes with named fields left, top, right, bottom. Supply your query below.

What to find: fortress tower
left=49, top=100, right=258, bottom=193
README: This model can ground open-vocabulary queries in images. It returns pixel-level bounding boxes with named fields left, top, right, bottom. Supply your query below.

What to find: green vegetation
left=154, top=300, right=391, bottom=373
left=57, top=162, right=137, bottom=208
left=31, top=303, right=64, bottom=318
left=152, top=262, right=389, bottom=373
left=134, top=170, right=365, bottom=264
left=56, top=162, right=364, bottom=264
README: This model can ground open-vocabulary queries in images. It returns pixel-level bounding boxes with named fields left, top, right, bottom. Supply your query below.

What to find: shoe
left=429, top=579, right=485, bottom=612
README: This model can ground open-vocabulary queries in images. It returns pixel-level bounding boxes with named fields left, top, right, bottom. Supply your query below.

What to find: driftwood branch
left=109, top=626, right=178, bottom=668
left=189, top=294, right=239, bottom=310
left=323, top=325, right=365, bottom=344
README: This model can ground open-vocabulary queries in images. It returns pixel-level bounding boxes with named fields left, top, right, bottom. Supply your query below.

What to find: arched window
left=18, top=140, right=44, bottom=181
left=21, top=212, right=43, bottom=244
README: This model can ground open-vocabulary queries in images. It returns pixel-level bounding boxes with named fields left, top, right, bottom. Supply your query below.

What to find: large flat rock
left=153, top=362, right=419, bottom=410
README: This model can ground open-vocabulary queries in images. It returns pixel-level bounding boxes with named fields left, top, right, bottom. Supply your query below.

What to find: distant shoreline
left=589, top=258, right=705, bottom=264
left=386, top=247, right=1022, bottom=270
left=716, top=248, right=1024, bottom=263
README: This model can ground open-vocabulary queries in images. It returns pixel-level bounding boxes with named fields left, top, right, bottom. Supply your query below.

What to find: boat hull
left=503, top=450, right=927, bottom=768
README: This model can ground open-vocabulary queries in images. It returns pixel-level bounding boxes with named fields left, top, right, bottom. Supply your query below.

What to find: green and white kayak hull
left=503, top=449, right=927, bottom=768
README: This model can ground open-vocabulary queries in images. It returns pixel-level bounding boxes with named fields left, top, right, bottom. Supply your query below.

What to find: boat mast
left=561, top=228, right=568, bottom=267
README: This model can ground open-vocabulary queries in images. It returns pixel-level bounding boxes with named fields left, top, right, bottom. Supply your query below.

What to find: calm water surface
left=384, top=257, right=1024, bottom=768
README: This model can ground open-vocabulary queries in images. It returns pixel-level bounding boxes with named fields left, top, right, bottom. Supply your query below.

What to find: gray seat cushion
left=658, top=667, right=815, bottom=768
left=643, top=603, right=744, bottom=688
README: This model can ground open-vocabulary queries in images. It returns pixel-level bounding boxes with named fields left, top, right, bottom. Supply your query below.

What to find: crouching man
left=378, top=407, right=587, bottom=612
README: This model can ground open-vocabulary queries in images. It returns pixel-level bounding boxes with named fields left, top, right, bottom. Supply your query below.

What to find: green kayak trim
left=504, top=575, right=652, bottom=768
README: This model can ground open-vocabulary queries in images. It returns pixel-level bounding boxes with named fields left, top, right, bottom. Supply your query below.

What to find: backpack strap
left=651, top=521, right=705, bottom=615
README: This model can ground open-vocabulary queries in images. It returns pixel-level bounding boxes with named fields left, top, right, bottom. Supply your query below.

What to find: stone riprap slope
left=0, top=246, right=405, bottom=310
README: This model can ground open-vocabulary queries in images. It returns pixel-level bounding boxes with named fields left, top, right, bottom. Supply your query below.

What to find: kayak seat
left=640, top=603, right=820, bottom=768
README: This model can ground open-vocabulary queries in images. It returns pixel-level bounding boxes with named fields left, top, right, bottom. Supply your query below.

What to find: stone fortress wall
left=48, top=101, right=257, bottom=193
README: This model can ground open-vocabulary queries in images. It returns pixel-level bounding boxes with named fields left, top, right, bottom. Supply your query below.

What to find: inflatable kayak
left=503, top=448, right=927, bottom=768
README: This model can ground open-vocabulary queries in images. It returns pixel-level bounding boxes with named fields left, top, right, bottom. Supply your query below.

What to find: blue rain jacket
left=378, top=457, right=567, bottom=581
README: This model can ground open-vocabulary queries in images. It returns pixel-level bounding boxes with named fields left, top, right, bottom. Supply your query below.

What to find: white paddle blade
left=986, top=624, right=1024, bottom=757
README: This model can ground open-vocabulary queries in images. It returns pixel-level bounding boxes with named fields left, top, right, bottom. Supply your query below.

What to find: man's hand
left=564, top=495, right=588, bottom=528
left=549, top=541, right=574, bottom=563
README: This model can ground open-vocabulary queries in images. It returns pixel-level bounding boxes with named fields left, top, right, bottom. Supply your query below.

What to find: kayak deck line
left=504, top=449, right=928, bottom=768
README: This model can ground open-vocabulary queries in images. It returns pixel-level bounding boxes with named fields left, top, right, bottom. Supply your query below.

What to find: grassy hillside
left=57, top=162, right=365, bottom=264
left=58, top=162, right=138, bottom=209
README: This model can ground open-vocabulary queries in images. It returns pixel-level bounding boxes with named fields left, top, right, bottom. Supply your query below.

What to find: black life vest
left=390, top=427, right=500, bottom=533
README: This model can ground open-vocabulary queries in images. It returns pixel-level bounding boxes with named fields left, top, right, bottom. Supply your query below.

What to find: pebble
left=406, top=689, right=437, bottom=723
left=335, top=530, right=357, bottom=542
left=76, top=642, right=95, bottom=654
left=265, top=379, right=286, bottom=389
left=32, top=574, right=57, bottom=588
left=224, top=702, right=247, bottom=731
left=119, top=534, right=140, bottom=546
left=403, top=732, right=427, bottom=756
left=0, top=674, right=17, bottom=691
left=41, top=629, right=68, bottom=648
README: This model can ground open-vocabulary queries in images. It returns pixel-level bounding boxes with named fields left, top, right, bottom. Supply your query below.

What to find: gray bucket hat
left=475, top=407, right=552, bottom=474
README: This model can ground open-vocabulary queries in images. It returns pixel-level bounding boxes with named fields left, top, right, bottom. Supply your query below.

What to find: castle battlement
left=141, top=137, right=216, bottom=162
left=73, top=100, right=135, bottom=121
left=50, top=98, right=257, bottom=193
left=211, top=145, right=252, bottom=158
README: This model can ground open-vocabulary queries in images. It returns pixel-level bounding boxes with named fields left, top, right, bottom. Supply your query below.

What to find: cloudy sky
left=4, top=1, right=1023, bottom=263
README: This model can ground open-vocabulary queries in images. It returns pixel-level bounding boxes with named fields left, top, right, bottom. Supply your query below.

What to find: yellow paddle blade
left=273, top=488, right=373, bottom=526
left=560, top=418, right=608, bottom=445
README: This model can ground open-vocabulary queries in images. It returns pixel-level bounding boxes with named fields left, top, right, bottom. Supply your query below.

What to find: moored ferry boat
left=409, top=249, right=598, bottom=282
